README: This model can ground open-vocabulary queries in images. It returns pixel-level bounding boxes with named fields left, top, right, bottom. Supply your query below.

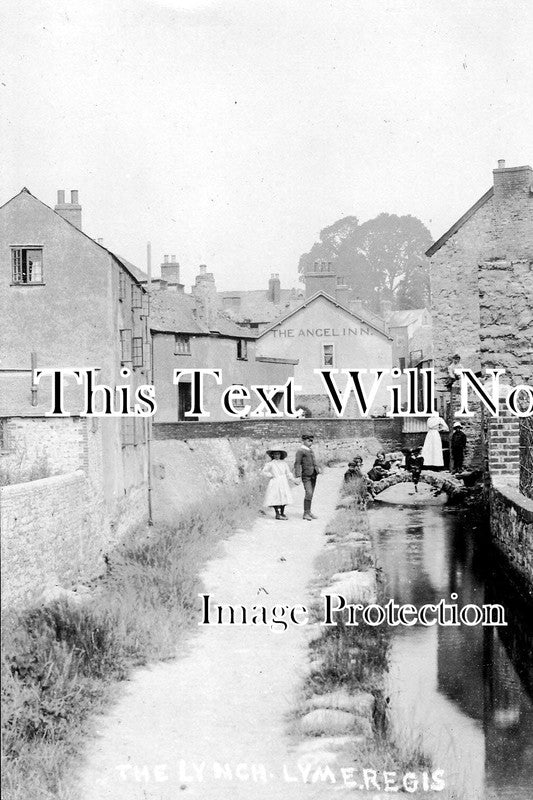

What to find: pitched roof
left=218, top=287, right=304, bottom=324
left=149, top=290, right=256, bottom=338
left=115, top=255, right=148, bottom=284
left=149, top=291, right=206, bottom=335
left=425, top=187, right=494, bottom=257
left=0, top=188, right=146, bottom=288
left=256, top=291, right=392, bottom=340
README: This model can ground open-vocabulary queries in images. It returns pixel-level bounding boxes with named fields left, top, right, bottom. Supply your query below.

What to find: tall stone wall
left=0, top=416, right=149, bottom=608
left=0, top=416, right=87, bottom=479
left=1, top=471, right=98, bottom=607
left=429, top=163, right=533, bottom=382
left=429, top=164, right=533, bottom=476
left=429, top=197, right=493, bottom=377
left=478, top=258, right=533, bottom=384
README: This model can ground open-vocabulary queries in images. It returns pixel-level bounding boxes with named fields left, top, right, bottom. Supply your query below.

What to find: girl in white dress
left=262, top=449, right=295, bottom=520
left=421, top=414, right=449, bottom=469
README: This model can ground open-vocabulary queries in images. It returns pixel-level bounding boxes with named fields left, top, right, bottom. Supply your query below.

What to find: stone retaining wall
left=490, top=479, right=533, bottom=596
left=0, top=471, right=104, bottom=608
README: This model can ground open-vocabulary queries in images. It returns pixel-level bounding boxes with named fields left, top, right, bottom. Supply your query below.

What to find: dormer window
left=11, top=247, right=43, bottom=284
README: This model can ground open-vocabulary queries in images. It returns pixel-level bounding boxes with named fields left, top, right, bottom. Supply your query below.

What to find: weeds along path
left=78, top=467, right=343, bottom=800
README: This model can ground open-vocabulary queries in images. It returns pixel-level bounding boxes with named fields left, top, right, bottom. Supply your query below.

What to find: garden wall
left=0, top=471, right=109, bottom=608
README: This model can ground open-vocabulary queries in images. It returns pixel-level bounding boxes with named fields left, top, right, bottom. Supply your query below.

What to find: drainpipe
left=31, top=351, right=38, bottom=405
left=146, top=241, right=153, bottom=526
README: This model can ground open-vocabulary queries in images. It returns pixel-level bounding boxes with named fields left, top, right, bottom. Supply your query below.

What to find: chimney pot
left=164, top=255, right=169, bottom=263
left=497, top=159, right=506, bottom=169
left=199, top=265, right=207, bottom=275
left=171, top=254, right=176, bottom=261
left=97, top=237, right=103, bottom=245
left=54, top=189, right=82, bottom=229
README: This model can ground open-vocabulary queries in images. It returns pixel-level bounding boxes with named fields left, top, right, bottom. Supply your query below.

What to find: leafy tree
left=298, top=213, right=432, bottom=312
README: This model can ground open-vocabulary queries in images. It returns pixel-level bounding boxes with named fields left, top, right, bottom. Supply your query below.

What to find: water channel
left=369, top=486, right=533, bottom=800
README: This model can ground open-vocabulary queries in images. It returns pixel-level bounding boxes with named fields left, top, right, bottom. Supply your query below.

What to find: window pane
left=323, top=344, right=334, bottom=366
left=11, top=248, right=43, bottom=283
left=132, top=337, right=143, bottom=367
left=27, top=250, right=42, bottom=282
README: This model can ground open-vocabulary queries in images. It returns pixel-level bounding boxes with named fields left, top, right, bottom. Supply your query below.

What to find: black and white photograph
left=1, top=1, right=532, bottom=799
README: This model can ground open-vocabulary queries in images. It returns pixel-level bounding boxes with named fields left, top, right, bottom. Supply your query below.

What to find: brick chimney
left=268, top=273, right=281, bottom=304
left=304, top=259, right=337, bottom=299
left=192, top=264, right=218, bottom=328
left=493, top=160, right=533, bottom=199
left=159, top=254, right=183, bottom=291
left=335, top=274, right=351, bottom=307
left=54, top=189, right=82, bottom=230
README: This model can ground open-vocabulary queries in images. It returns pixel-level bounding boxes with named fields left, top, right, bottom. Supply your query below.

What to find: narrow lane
left=78, top=468, right=343, bottom=800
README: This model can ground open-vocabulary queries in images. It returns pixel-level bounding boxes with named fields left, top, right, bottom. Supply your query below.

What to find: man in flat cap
left=294, top=433, right=321, bottom=520
left=451, top=422, right=467, bottom=473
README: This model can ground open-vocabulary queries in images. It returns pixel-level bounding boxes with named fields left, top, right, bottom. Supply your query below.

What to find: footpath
left=78, top=467, right=343, bottom=800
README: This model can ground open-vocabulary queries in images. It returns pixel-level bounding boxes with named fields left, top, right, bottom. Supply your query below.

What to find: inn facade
left=256, top=291, right=394, bottom=417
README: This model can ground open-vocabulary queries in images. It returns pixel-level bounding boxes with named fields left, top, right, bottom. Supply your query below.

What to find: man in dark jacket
left=294, top=434, right=320, bottom=521
left=451, top=422, right=467, bottom=472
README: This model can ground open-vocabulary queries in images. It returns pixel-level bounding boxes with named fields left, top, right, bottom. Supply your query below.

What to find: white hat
left=453, top=422, right=462, bottom=428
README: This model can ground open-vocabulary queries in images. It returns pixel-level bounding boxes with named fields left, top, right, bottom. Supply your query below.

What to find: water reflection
left=369, top=497, right=533, bottom=800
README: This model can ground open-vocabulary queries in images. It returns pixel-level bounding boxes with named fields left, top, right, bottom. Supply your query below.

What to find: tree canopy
left=298, top=213, right=432, bottom=312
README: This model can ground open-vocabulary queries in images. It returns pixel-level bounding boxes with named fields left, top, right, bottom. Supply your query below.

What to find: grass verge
left=1, top=480, right=263, bottom=800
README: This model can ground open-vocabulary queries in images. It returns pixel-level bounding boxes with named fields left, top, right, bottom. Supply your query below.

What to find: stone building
left=427, top=161, right=532, bottom=386
left=0, top=188, right=150, bottom=605
left=256, top=291, right=393, bottom=417
left=150, top=266, right=297, bottom=422
left=427, top=161, right=533, bottom=591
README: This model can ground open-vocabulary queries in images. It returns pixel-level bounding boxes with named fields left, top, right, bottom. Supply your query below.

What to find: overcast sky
left=3, top=0, right=532, bottom=290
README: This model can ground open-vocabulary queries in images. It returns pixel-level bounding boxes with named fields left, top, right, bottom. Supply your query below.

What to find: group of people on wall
left=261, top=415, right=468, bottom=520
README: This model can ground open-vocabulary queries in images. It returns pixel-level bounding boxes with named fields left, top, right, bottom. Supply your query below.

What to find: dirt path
left=78, top=467, right=343, bottom=800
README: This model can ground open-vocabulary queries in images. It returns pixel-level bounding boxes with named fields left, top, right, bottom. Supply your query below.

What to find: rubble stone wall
left=478, top=258, right=533, bottom=384
left=490, top=479, right=533, bottom=593
left=1, top=471, right=91, bottom=607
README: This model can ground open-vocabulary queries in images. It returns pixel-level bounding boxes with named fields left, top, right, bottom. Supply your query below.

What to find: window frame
left=11, top=246, right=44, bottom=285
left=321, top=343, right=335, bottom=368
left=131, top=283, right=143, bottom=309
left=120, top=329, right=132, bottom=363
left=174, top=334, right=191, bottom=356
left=237, top=339, right=248, bottom=361
left=132, top=336, right=144, bottom=368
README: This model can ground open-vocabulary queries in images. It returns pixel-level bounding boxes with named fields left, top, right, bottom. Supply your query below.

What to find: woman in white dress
left=421, top=414, right=449, bottom=469
left=262, top=449, right=295, bottom=520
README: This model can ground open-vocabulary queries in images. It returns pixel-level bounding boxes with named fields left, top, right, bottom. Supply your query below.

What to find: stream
left=369, top=486, right=533, bottom=800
